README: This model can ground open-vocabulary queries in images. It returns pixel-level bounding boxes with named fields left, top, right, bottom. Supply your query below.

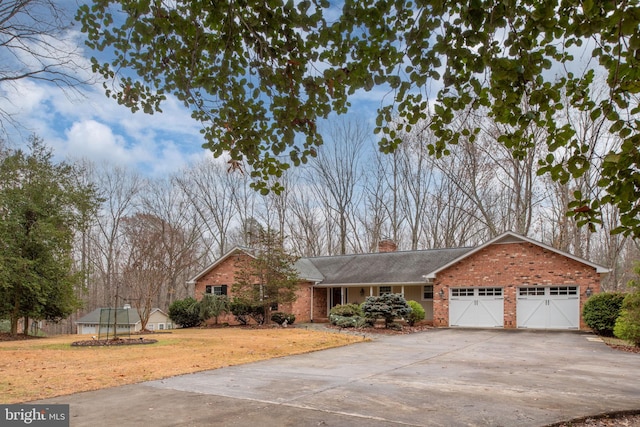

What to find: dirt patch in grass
left=0, top=327, right=364, bottom=404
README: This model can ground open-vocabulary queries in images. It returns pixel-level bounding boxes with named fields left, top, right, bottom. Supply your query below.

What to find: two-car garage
left=449, top=286, right=580, bottom=330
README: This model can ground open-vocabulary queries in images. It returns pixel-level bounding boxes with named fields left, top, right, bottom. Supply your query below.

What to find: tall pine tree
left=0, top=137, right=99, bottom=336
left=232, top=228, right=300, bottom=324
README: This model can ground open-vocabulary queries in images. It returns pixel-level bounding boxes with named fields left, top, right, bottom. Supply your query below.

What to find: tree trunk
left=10, top=291, right=20, bottom=336
left=10, top=316, right=18, bottom=336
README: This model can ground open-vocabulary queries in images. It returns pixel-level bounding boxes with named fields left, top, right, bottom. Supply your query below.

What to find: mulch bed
left=322, top=323, right=433, bottom=336
left=606, top=343, right=640, bottom=354
left=548, top=411, right=640, bottom=427
left=70, top=337, right=158, bottom=346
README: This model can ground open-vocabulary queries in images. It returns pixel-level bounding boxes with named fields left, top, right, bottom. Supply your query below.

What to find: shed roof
left=75, top=307, right=168, bottom=325
left=76, top=308, right=140, bottom=325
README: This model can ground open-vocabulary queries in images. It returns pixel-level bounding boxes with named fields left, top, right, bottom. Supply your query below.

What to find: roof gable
left=424, top=231, right=610, bottom=279
left=187, top=246, right=255, bottom=284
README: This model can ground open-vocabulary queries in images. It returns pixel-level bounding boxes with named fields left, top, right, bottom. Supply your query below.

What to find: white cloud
left=1, top=49, right=207, bottom=177
left=63, top=120, right=132, bottom=166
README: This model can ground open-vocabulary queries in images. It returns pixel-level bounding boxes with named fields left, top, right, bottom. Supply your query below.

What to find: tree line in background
left=2, top=0, right=640, bottom=336
left=1, top=111, right=639, bottom=334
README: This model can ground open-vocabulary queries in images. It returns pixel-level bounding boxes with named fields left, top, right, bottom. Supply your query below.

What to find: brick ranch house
left=189, top=231, right=610, bottom=330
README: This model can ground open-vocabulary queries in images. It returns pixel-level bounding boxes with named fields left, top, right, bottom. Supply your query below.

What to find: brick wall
left=432, top=242, right=601, bottom=330
left=312, top=288, right=328, bottom=320
left=194, top=253, right=246, bottom=300
left=194, top=252, right=315, bottom=325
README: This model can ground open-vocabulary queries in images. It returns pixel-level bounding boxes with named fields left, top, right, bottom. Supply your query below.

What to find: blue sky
left=0, top=0, right=606, bottom=181
left=1, top=49, right=209, bottom=176
left=0, top=0, right=388, bottom=177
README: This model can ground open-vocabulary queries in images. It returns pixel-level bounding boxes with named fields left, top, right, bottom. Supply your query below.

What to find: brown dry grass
left=0, top=327, right=364, bottom=404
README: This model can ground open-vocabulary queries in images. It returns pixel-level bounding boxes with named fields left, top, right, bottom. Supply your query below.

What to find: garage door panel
left=547, top=298, right=579, bottom=329
left=450, top=299, right=475, bottom=326
left=450, top=288, right=504, bottom=328
left=476, top=299, right=504, bottom=327
left=517, top=287, right=579, bottom=330
left=514, top=298, right=547, bottom=329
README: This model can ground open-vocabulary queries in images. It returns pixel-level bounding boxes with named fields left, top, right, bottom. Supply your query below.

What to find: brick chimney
left=378, top=239, right=398, bottom=253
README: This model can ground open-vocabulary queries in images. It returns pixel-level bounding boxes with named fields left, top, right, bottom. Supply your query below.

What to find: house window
left=158, top=323, right=165, bottom=330
left=205, top=285, right=228, bottom=295
left=379, top=286, right=392, bottom=295
left=423, top=285, right=434, bottom=300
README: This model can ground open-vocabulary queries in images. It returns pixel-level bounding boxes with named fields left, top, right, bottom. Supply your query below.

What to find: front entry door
left=330, top=287, right=347, bottom=308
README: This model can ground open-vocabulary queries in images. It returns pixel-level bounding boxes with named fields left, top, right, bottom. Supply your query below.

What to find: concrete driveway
left=38, top=329, right=640, bottom=426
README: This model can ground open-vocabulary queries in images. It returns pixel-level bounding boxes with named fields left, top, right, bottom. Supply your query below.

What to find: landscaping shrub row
left=329, top=294, right=426, bottom=329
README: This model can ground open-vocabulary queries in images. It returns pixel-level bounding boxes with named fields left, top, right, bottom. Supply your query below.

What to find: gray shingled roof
left=76, top=308, right=141, bottom=325
left=301, top=247, right=473, bottom=286
left=293, top=258, right=325, bottom=282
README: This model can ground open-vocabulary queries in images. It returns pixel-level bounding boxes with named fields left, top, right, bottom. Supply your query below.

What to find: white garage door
left=79, top=325, right=96, bottom=335
left=450, top=287, right=504, bottom=328
left=517, top=286, right=579, bottom=329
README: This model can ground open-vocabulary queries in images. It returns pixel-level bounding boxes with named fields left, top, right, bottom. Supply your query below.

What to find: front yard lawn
left=0, top=327, right=364, bottom=403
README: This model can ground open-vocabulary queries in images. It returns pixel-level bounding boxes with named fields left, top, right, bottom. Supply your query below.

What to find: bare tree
left=395, top=125, right=436, bottom=250
left=287, top=184, right=326, bottom=257
left=359, top=150, right=393, bottom=252
left=175, top=157, right=240, bottom=260
left=87, top=164, right=143, bottom=310
left=258, top=173, right=291, bottom=239
left=421, top=174, right=481, bottom=248
left=309, top=118, right=367, bottom=255
left=479, top=121, right=544, bottom=236
left=0, top=0, right=94, bottom=132
left=120, top=213, right=166, bottom=331
left=142, top=177, right=202, bottom=306
left=434, top=136, right=501, bottom=238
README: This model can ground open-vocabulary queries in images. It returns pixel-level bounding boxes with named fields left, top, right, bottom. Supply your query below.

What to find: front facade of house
left=189, top=232, right=609, bottom=330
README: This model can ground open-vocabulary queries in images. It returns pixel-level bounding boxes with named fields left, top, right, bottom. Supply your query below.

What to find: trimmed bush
left=229, top=299, right=252, bottom=325
left=362, top=293, right=412, bottom=328
left=329, top=303, right=363, bottom=317
left=329, top=314, right=368, bottom=328
left=199, top=294, right=230, bottom=325
left=406, top=300, right=426, bottom=326
left=614, top=292, right=640, bottom=346
left=271, top=312, right=296, bottom=326
left=168, top=297, right=201, bottom=328
left=582, top=292, right=625, bottom=336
